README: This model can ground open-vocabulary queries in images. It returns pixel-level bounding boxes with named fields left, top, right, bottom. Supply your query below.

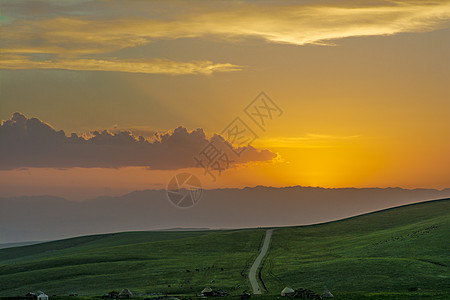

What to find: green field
left=262, top=198, right=450, bottom=298
left=1, top=198, right=449, bottom=299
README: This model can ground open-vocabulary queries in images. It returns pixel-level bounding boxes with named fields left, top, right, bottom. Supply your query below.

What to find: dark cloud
left=0, top=112, right=276, bottom=170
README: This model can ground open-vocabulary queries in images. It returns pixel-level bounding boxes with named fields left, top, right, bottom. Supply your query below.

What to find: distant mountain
left=1, top=186, right=449, bottom=243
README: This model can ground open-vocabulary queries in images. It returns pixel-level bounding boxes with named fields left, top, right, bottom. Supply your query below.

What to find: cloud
left=1, top=0, right=449, bottom=73
left=0, top=113, right=276, bottom=170
left=0, top=54, right=242, bottom=75
left=2, top=1, right=449, bottom=53
left=253, top=134, right=362, bottom=148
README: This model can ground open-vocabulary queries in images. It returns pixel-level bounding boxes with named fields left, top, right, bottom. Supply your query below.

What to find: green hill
left=262, top=198, right=450, bottom=298
left=0, top=198, right=449, bottom=299
left=0, top=229, right=264, bottom=296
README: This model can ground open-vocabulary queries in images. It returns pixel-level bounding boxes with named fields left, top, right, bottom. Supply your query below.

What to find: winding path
left=248, top=229, right=273, bottom=294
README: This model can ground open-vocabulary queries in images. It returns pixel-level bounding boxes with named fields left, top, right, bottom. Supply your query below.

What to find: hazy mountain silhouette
left=1, top=186, right=449, bottom=243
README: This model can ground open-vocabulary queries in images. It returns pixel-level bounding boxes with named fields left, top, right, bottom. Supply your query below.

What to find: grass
left=0, top=230, right=264, bottom=296
left=19, top=293, right=450, bottom=300
left=262, top=198, right=450, bottom=296
left=0, top=198, right=449, bottom=299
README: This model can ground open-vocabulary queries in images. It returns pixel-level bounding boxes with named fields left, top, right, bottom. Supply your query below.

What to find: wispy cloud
left=1, top=0, right=449, bottom=73
left=254, top=134, right=362, bottom=148
left=3, top=1, right=450, bottom=52
left=0, top=54, right=241, bottom=75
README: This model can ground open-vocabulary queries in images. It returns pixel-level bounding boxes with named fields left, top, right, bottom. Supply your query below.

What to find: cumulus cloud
left=0, top=113, right=276, bottom=170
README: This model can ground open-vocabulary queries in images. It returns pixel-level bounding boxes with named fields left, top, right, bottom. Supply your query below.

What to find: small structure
left=281, top=287, right=295, bottom=296
left=322, top=286, right=333, bottom=298
left=119, top=289, right=133, bottom=299
left=37, top=293, right=48, bottom=300
left=201, top=287, right=213, bottom=297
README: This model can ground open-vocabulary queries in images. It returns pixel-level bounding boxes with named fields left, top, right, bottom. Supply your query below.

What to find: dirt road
left=248, top=229, right=273, bottom=294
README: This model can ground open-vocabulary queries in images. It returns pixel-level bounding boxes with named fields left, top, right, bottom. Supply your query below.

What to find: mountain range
left=1, top=186, right=449, bottom=243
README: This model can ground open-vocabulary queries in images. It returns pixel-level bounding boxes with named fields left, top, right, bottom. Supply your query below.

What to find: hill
left=0, top=198, right=449, bottom=299
left=262, top=198, right=450, bottom=297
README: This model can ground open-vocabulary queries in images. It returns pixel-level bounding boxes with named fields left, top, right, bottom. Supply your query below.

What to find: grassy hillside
left=262, top=198, right=450, bottom=297
left=0, top=198, right=449, bottom=299
left=0, top=230, right=265, bottom=296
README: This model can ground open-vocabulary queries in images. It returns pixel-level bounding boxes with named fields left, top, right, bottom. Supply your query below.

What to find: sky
left=1, top=0, right=449, bottom=200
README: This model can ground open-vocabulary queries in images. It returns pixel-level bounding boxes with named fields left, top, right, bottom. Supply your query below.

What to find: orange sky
left=0, top=0, right=449, bottom=199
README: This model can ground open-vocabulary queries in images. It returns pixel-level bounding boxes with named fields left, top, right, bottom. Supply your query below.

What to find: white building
left=38, top=293, right=48, bottom=300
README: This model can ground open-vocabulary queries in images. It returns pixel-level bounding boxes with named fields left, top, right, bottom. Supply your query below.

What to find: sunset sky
left=1, top=0, right=449, bottom=200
